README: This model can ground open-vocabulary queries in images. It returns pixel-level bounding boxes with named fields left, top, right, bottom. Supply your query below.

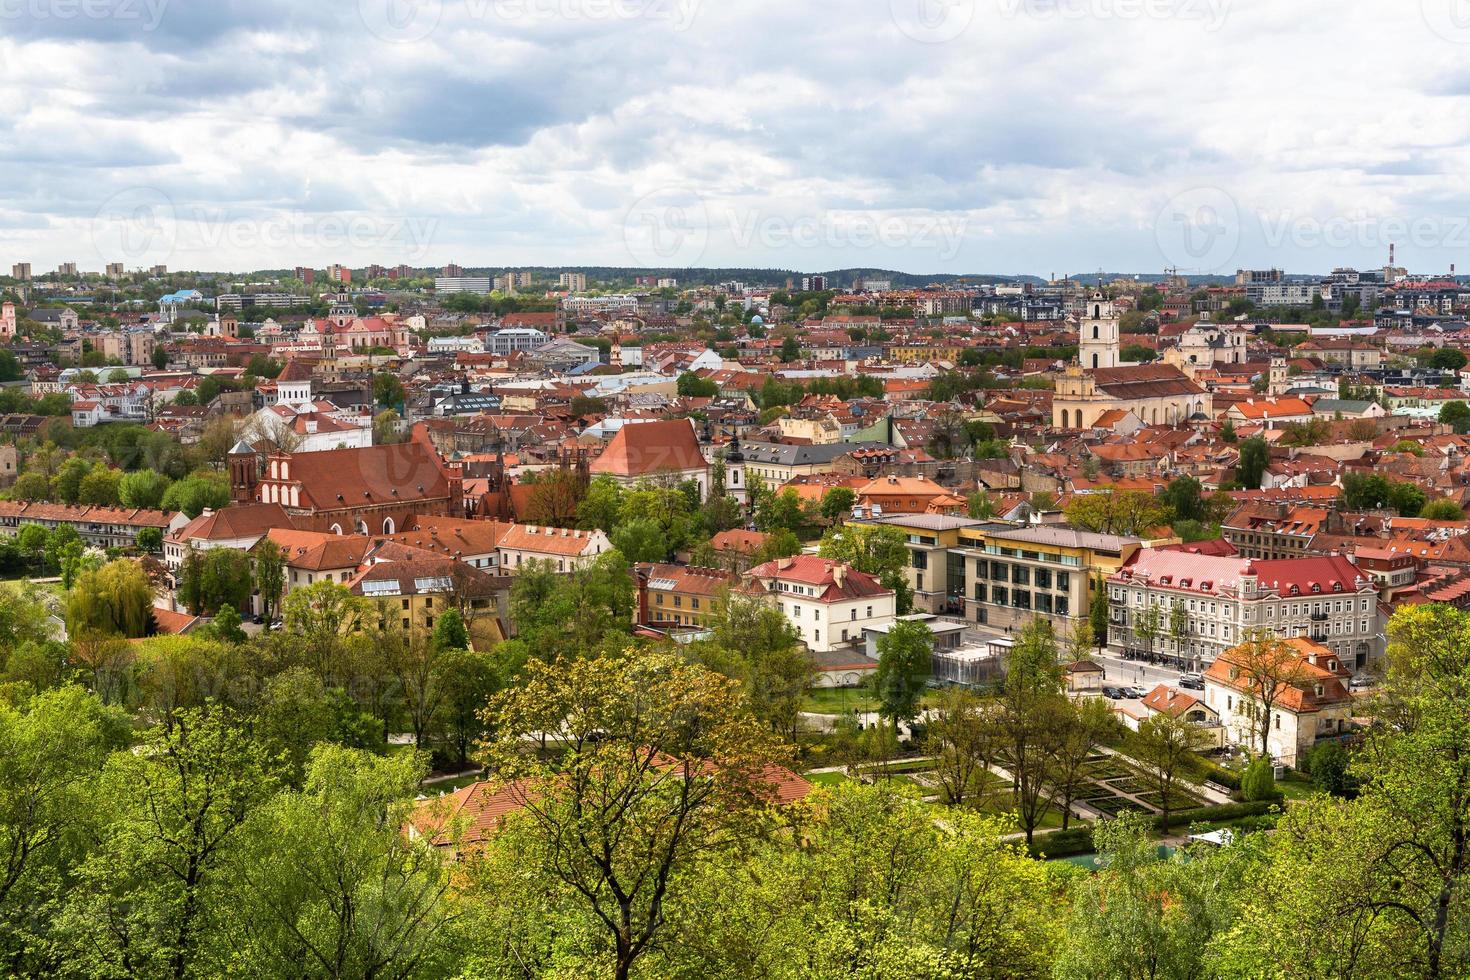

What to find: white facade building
left=1109, top=550, right=1382, bottom=672
left=744, top=555, right=897, bottom=653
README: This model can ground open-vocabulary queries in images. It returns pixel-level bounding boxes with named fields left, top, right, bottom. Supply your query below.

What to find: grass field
left=801, top=687, right=939, bottom=715
left=801, top=688, right=882, bottom=713
left=2, top=576, right=61, bottom=597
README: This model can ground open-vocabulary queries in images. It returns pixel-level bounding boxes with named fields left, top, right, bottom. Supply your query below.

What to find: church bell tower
left=1078, top=290, right=1121, bottom=371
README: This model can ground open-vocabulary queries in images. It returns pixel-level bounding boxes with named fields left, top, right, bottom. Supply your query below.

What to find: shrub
left=1304, top=741, right=1357, bottom=797
left=1026, top=827, right=1095, bottom=859
left=1196, top=757, right=1242, bottom=791
left=1241, top=756, right=1276, bottom=802
left=1153, top=800, right=1277, bottom=831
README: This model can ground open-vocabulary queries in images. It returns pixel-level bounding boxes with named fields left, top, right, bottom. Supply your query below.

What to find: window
left=1056, top=571, right=1070, bottom=591
left=993, top=586, right=1008, bottom=606
left=851, top=609, right=857, bottom=621
left=401, top=598, right=410, bottom=609
left=911, top=551, right=928, bottom=570
left=1035, top=568, right=1052, bottom=590
left=814, top=630, right=820, bottom=643
left=866, top=606, right=873, bottom=618
left=974, top=583, right=987, bottom=602
left=1012, top=566, right=1030, bottom=585
left=425, top=597, right=432, bottom=608
left=425, top=616, right=433, bottom=628
left=402, top=618, right=410, bottom=628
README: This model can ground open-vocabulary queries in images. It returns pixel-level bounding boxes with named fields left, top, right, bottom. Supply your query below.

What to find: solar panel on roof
left=414, top=576, right=453, bottom=591
left=361, top=580, right=401, bottom=596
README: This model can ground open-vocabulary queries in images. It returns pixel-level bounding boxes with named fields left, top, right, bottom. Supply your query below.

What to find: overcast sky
left=7, top=0, right=1470, bottom=277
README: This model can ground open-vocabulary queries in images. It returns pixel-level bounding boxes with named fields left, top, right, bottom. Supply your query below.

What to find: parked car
left=1349, top=675, right=1375, bottom=691
left=1178, top=673, right=1204, bottom=691
left=1123, top=686, right=1146, bottom=699
left=1102, top=686, right=1126, bottom=700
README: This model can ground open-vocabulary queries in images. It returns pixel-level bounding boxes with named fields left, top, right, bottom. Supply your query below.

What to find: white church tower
left=1078, top=289, right=1121, bottom=371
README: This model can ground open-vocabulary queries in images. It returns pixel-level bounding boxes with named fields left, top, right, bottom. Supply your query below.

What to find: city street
left=1087, top=649, right=1192, bottom=692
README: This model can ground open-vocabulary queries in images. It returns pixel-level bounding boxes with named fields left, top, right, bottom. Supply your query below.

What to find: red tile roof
left=589, top=419, right=706, bottom=479
left=746, top=555, right=891, bottom=601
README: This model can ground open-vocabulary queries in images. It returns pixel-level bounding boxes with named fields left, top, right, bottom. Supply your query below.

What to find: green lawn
left=801, top=688, right=882, bottom=714
left=801, top=687, right=938, bottom=715
left=2, top=576, right=61, bottom=598
left=1276, top=775, right=1320, bottom=801
left=806, top=771, right=853, bottom=788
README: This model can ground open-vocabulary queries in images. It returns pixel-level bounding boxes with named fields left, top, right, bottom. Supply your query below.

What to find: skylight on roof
left=361, top=580, right=401, bottom=596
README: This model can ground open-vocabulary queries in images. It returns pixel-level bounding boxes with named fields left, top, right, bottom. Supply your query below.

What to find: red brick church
left=228, top=432, right=465, bottom=535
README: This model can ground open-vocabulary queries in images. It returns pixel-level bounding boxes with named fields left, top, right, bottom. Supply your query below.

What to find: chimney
left=833, top=564, right=846, bottom=588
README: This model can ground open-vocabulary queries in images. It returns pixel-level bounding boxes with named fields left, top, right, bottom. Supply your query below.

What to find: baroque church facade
left=1052, top=291, right=1213, bottom=430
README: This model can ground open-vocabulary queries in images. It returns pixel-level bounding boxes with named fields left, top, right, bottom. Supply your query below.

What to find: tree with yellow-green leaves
left=1064, top=488, right=1171, bottom=536
left=63, top=559, right=154, bottom=638
left=477, top=652, right=788, bottom=980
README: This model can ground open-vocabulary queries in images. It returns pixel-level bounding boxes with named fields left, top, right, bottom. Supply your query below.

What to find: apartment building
left=0, top=501, right=186, bottom=550
left=435, top=277, right=492, bottom=295
left=558, top=272, right=587, bottom=292
left=1108, top=550, right=1382, bottom=672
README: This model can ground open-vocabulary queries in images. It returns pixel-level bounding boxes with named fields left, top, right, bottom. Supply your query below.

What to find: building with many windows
left=960, top=525, right=1141, bottom=635
left=1109, top=550, right=1383, bottom=672
left=854, top=513, right=987, bottom=615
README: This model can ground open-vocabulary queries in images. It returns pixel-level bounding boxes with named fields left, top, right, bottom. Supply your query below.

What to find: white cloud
left=0, top=0, right=1467, bottom=274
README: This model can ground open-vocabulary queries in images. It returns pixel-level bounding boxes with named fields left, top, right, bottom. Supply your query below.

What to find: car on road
left=1177, top=673, right=1204, bottom=691
left=1102, top=686, right=1126, bottom=700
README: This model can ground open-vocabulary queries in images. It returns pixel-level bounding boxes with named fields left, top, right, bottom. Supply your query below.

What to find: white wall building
left=1109, top=550, right=1382, bottom=672
left=744, top=555, right=897, bottom=653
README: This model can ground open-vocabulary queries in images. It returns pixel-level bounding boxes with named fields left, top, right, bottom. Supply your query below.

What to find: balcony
left=1310, top=612, right=1328, bottom=622
left=1310, top=633, right=1328, bottom=643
